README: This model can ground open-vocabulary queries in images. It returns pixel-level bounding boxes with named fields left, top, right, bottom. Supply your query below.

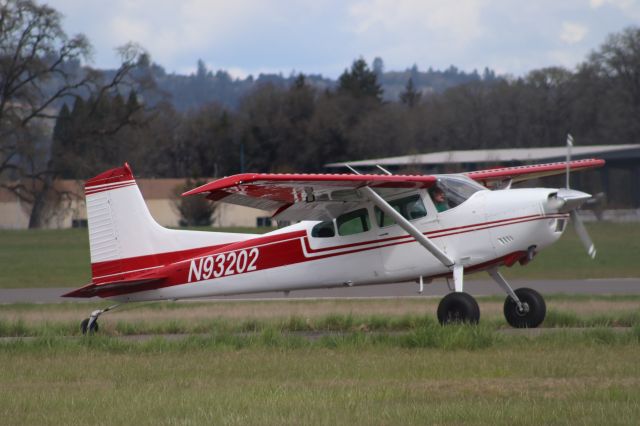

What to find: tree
left=338, top=58, right=383, bottom=101
left=196, top=59, right=207, bottom=80
left=0, top=1, right=153, bottom=227
left=400, top=78, right=421, bottom=108
left=173, top=179, right=217, bottom=227
left=0, top=0, right=91, bottom=178
left=587, top=26, right=640, bottom=142
left=372, top=57, right=384, bottom=77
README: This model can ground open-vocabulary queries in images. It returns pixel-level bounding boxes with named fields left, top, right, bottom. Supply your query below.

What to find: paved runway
left=1, top=278, right=639, bottom=303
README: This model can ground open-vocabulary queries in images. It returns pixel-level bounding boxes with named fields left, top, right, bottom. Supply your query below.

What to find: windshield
left=431, top=175, right=486, bottom=210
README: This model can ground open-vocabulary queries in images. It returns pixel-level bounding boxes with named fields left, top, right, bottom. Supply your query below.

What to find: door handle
left=378, top=232, right=389, bottom=237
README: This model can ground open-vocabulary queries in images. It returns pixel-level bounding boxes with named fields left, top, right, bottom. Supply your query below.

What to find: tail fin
left=85, top=163, right=163, bottom=266
left=84, top=163, right=251, bottom=286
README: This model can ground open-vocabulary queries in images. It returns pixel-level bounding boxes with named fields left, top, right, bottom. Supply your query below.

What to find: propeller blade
left=570, top=210, right=596, bottom=259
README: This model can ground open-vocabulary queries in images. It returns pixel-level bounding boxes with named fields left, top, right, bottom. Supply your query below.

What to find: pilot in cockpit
left=429, top=186, right=450, bottom=212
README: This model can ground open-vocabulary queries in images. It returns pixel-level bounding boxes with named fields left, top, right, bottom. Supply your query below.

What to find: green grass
left=1, top=334, right=639, bottom=425
left=1, top=297, right=639, bottom=424
left=502, top=221, right=640, bottom=280
left=0, top=222, right=638, bottom=288
left=0, top=227, right=271, bottom=288
left=1, top=295, right=639, bottom=337
left=0, top=228, right=91, bottom=288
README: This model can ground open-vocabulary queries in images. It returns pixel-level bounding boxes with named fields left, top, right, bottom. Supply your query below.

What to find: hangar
left=326, top=144, right=640, bottom=209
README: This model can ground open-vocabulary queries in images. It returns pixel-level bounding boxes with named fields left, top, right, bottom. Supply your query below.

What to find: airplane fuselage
left=108, top=187, right=568, bottom=302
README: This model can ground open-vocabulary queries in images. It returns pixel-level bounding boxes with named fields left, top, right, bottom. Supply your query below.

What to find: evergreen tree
left=400, top=78, right=422, bottom=108
left=338, top=58, right=384, bottom=101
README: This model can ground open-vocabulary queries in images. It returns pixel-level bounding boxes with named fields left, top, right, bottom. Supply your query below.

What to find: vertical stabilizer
left=84, top=163, right=252, bottom=283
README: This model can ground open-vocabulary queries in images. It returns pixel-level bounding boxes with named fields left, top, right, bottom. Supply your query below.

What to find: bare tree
left=0, top=1, right=152, bottom=227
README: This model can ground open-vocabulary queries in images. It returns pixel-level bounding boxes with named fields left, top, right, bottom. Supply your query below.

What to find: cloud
left=46, top=0, right=640, bottom=77
left=348, top=0, right=486, bottom=49
left=590, top=0, right=634, bottom=9
left=589, top=0, right=640, bottom=19
left=560, top=22, right=588, bottom=44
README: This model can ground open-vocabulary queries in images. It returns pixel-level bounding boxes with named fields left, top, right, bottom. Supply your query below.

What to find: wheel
left=437, top=292, right=480, bottom=325
left=503, top=287, right=546, bottom=328
left=80, top=318, right=99, bottom=335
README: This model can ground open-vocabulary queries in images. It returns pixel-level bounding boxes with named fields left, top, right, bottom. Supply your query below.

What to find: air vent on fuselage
left=497, top=235, right=515, bottom=245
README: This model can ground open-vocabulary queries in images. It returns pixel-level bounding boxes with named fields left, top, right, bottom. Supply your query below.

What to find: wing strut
left=361, top=187, right=463, bottom=289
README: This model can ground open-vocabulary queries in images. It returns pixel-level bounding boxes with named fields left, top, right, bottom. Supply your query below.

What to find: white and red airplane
left=64, top=156, right=604, bottom=334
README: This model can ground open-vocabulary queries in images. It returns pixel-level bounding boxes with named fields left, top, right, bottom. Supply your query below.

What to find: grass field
left=0, top=227, right=270, bottom=288
left=0, top=222, right=638, bottom=289
left=1, top=295, right=640, bottom=336
left=1, top=324, right=639, bottom=424
left=1, top=297, right=639, bottom=424
left=2, top=340, right=639, bottom=425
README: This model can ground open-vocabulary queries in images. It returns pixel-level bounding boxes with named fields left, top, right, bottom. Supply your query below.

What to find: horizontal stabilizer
left=62, top=269, right=168, bottom=298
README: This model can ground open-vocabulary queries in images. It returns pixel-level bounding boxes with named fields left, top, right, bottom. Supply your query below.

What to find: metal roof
left=325, top=144, right=640, bottom=168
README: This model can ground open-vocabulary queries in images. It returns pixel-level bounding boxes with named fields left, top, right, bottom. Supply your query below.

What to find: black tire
left=437, top=292, right=480, bottom=325
left=504, top=287, right=546, bottom=328
left=80, top=318, right=99, bottom=335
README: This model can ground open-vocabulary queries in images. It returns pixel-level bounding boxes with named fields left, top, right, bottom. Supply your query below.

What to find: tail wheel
left=80, top=318, right=99, bottom=335
left=504, top=287, right=546, bottom=328
left=437, top=292, right=480, bottom=325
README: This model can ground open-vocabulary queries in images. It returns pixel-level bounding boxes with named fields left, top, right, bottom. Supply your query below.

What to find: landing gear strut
left=489, top=267, right=546, bottom=328
left=80, top=304, right=121, bottom=335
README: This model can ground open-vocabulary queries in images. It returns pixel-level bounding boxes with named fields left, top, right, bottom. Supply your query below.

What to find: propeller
left=564, top=134, right=597, bottom=259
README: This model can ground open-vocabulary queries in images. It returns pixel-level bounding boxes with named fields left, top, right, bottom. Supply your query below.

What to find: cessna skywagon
left=64, top=149, right=604, bottom=334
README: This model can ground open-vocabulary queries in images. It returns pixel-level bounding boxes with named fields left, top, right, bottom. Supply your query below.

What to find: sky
left=46, top=0, right=640, bottom=79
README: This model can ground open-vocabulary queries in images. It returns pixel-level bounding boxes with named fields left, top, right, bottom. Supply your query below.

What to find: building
left=0, top=178, right=270, bottom=229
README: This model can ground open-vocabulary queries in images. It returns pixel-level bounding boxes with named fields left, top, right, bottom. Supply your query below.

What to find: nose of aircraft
left=545, top=188, right=592, bottom=214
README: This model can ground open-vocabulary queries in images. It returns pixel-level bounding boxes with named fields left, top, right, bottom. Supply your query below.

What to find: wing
left=182, top=173, right=437, bottom=221
left=464, top=158, right=605, bottom=188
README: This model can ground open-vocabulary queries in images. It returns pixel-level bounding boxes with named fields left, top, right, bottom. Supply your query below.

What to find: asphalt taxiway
left=1, top=278, right=638, bottom=304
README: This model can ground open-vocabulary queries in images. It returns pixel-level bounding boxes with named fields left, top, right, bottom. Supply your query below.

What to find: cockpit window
left=375, top=194, right=427, bottom=227
left=430, top=175, right=485, bottom=211
left=337, top=208, right=371, bottom=236
left=311, top=221, right=335, bottom=238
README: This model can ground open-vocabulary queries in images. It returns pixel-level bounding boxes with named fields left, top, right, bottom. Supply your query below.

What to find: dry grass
left=0, top=297, right=636, bottom=324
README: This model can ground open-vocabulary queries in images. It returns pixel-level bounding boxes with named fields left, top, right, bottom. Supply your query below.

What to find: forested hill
left=103, top=58, right=494, bottom=111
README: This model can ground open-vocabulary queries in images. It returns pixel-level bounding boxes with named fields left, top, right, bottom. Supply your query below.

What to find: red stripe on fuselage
left=88, top=214, right=561, bottom=297
left=91, top=231, right=306, bottom=283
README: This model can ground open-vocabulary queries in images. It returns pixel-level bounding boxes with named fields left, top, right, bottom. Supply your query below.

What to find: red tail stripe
left=85, top=181, right=136, bottom=195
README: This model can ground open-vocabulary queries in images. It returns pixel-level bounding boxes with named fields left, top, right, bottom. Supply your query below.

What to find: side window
left=337, top=208, right=371, bottom=236
left=375, top=205, right=398, bottom=228
left=375, top=194, right=427, bottom=227
left=311, top=221, right=335, bottom=238
left=406, top=195, right=427, bottom=219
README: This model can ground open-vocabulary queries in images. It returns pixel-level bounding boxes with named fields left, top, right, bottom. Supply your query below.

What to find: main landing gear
left=80, top=304, right=121, bottom=335
left=436, top=267, right=546, bottom=328
left=437, top=292, right=480, bottom=324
